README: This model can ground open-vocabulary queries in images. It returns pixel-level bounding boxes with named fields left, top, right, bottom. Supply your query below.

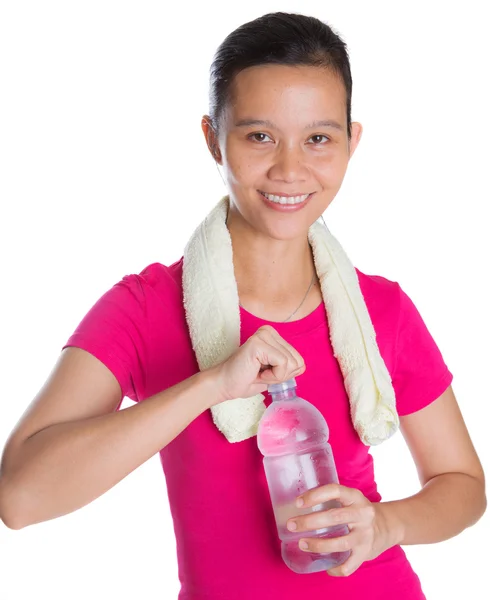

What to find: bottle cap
left=267, top=378, right=297, bottom=394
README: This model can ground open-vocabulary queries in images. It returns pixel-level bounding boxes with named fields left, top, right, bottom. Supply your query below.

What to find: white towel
left=182, top=196, right=399, bottom=446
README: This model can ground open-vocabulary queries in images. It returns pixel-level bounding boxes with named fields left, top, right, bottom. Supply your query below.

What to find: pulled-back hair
left=209, top=12, right=353, bottom=138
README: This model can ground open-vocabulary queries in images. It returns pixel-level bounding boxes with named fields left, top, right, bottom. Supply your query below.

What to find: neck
left=226, top=205, right=320, bottom=321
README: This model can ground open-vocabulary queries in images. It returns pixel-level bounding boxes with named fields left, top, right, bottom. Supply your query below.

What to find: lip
left=258, top=190, right=314, bottom=212
left=259, top=191, right=312, bottom=198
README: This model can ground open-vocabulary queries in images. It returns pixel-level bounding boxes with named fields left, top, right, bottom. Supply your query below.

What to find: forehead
left=227, top=64, right=346, bottom=121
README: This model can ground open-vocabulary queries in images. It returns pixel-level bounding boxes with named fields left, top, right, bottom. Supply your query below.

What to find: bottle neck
left=270, top=388, right=296, bottom=402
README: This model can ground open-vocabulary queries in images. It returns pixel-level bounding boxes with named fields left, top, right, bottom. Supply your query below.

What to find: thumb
left=256, top=363, right=288, bottom=385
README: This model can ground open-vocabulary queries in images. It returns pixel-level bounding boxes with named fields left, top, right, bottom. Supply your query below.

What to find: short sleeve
left=392, top=284, right=453, bottom=416
left=62, top=274, right=149, bottom=402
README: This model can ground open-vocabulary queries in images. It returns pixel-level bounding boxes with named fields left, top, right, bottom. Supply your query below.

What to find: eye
left=248, top=132, right=273, bottom=143
left=308, top=134, right=330, bottom=145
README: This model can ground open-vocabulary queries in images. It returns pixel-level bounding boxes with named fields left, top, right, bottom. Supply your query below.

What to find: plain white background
left=0, top=1, right=488, bottom=598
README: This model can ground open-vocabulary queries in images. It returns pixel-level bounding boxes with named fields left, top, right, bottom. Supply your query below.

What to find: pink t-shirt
left=63, top=258, right=453, bottom=600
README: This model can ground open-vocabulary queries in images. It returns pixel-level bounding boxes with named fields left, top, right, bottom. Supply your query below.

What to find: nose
left=267, top=144, right=308, bottom=184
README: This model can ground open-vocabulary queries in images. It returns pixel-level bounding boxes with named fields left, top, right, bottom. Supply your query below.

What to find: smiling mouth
left=259, top=191, right=313, bottom=205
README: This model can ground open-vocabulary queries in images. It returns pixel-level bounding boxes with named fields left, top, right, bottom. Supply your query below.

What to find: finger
left=259, top=326, right=306, bottom=374
left=296, top=483, right=361, bottom=509
left=270, top=339, right=303, bottom=376
left=327, top=553, right=362, bottom=578
left=298, top=532, right=354, bottom=555
left=267, top=331, right=305, bottom=378
left=251, top=337, right=300, bottom=384
left=279, top=340, right=305, bottom=375
left=251, top=341, right=291, bottom=383
left=254, top=328, right=301, bottom=380
left=287, top=507, right=357, bottom=533
left=255, top=348, right=288, bottom=385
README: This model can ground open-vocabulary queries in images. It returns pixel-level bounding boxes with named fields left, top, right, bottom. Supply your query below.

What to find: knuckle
left=294, top=360, right=305, bottom=373
left=337, top=536, right=351, bottom=552
left=257, top=325, right=274, bottom=334
left=308, top=540, right=321, bottom=553
left=335, top=510, right=347, bottom=523
left=253, top=327, right=267, bottom=340
left=363, top=505, right=376, bottom=521
left=310, top=515, right=325, bottom=530
left=304, top=490, right=316, bottom=505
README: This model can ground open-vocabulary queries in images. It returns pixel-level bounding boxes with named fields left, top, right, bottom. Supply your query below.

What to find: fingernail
left=287, top=520, right=297, bottom=531
left=299, top=540, right=309, bottom=550
left=296, top=497, right=304, bottom=508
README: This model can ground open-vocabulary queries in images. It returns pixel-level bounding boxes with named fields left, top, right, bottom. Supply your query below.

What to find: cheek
left=311, top=152, right=349, bottom=184
left=225, top=146, right=264, bottom=184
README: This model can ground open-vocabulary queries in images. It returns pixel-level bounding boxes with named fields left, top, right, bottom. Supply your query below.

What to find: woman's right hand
left=209, top=325, right=306, bottom=404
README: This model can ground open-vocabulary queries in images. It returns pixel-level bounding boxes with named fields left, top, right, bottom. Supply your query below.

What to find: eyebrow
left=234, top=118, right=344, bottom=131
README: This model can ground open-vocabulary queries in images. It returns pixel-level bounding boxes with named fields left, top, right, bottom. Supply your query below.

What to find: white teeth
left=263, top=192, right=310, bottom=205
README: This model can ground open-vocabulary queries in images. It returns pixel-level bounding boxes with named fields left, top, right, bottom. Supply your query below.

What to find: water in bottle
left=257, top=378, right=350, bottom=574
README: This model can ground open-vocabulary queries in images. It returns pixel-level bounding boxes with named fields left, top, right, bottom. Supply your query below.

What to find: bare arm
left=0, top=325, right=304, bottom=530
left=0, top=347, right=219, bottom=529
left=283, top=385, right=486, bottom=578
left=377, top=385, right=487, bottom=546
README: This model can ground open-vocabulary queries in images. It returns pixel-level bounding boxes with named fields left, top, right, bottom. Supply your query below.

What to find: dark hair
left=209, top=12, right=353, bottom=138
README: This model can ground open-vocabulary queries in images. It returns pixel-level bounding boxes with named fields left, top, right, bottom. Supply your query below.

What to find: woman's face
left=203, top=64, right=362, bottom=240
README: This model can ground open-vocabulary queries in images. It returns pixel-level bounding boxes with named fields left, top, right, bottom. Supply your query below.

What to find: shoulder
left=76, top=258, right=185, bottom=329
left=355, top=267, right=402, bottom=316
left=353, top=268, right=406, bottom=373
left=62, top=257, right=186, bottom=401
left=129, top=257, right=183, bottom=290
left=355, top=269, right=454, bottom=415
left=139, top=257, right=183, bottom=284
left=118, top=257, right=184, bottom=305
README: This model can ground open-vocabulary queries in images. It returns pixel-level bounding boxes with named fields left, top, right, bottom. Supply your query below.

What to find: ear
left=201, top=115, right=223, bottom=164
left=348, top=122, right=363, bottom=159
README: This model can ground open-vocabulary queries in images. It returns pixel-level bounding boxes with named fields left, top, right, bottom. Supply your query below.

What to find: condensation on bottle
left=257, top=378, right=351, bottom=574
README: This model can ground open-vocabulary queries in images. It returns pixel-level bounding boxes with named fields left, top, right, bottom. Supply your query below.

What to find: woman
left=0, top=11, right=485, bottom=600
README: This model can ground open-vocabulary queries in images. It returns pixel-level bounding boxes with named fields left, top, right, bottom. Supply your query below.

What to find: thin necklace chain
left=239, top=271, right=316, bottom=323
left=282, top=272, right=316, bottom=322
left=220, top=182, right=323, bottom=324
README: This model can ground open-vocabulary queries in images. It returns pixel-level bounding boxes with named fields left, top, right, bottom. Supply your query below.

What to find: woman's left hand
left=286, top=483, right=398, bottom=577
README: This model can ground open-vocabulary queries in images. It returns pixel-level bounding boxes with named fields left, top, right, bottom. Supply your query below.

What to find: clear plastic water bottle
left=257, top=378, right=351, bottom=574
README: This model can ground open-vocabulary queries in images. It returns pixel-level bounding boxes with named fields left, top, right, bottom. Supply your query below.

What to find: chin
left=258, top=218, right=313, bottom=241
